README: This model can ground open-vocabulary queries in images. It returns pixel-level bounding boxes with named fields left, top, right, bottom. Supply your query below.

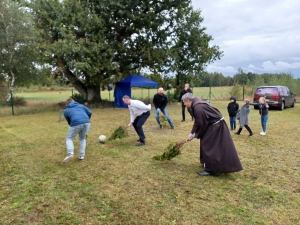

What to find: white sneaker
left=62, top=154, right=74, bottom=163
left=260, top=132, right=266, bottom=136
left=79, top=156, right=85, bottom=160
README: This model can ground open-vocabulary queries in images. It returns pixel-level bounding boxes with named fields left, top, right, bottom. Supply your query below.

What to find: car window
left=282, top=87, right=287, bottom=95
left=286, top=87, right=291, bottom=95
left=255, top=87, right=278, bottom=95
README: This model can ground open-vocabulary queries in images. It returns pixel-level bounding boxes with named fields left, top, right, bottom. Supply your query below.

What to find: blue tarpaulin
left=114, top=74, right=158, bottom=108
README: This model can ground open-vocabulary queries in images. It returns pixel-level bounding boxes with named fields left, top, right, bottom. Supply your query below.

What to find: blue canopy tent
left=114, top=74, right=158, bottom=108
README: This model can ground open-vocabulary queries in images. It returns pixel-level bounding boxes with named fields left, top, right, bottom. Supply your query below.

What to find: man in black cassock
left=182, top=93, right=243, bottom=176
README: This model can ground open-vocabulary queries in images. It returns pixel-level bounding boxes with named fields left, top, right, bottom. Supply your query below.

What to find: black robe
left=191, top=97, right=243, bottom=174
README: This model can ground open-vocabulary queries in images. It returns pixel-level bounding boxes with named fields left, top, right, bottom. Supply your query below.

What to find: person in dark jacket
left=235, top=99, right=253, bottom=136
left=227, top=96, right=239, bottom=130
left=251, top=97, right=269, bottom=136
left=153, top=87, right=174, bottom=129
left=63, top=98, right=92, bottom=163
left=183, top=93, right=243, bottom=176
left=178, top=83, right=193, bottom=122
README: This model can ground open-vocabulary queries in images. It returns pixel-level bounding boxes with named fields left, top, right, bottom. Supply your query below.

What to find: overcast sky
left=191, top=0, right=300, bottom=77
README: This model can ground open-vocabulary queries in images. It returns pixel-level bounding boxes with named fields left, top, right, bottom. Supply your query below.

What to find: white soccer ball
left=98, top=135, right=107, bottom=143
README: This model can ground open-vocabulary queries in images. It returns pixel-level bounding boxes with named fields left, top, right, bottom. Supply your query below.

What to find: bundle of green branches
left=152, top=140, right=187, bottom=160
left=108, top=126, right=128, bottom=141
left=160, top=115, right=168, bottom=128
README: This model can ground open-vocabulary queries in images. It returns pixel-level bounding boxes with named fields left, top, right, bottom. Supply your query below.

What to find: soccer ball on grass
left=98, top=135, right=107, bottom=143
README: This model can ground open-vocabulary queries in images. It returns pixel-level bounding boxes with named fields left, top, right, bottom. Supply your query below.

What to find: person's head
left=122, top=95, right=131, bottom=105
left=259, top=97, right=266, bottom=104
left=158, top=87, right=164, bottom=95
left=181, top=92, right=195, bottom=108
left=244, top=99, right=250, bottom=105
left=230, top=96, right=236, bottom=102
left=66, top=98, right=74, bottom=106
left=184, top=83, right=189, bottom=90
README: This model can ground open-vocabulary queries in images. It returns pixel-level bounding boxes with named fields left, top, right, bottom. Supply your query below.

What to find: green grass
left=13, top=86, right=233, bottom=102
left=0, top=99, right=299, bottom=224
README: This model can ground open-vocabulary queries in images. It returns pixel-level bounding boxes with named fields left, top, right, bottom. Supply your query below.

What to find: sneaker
left=79, top=156, right=85, bottom=160
left=181, top=120, right=185, bottom=122
left=159, top=125, right=162, bottom=129
left=135, top=142, right=145, bottom=146
left=260, top=131, right=266, bottom=136
left=171, top=126, right=175, bottom=130
left=62, top=154, right=74, bottom=163
left=249, top=133, right=254, bottom=137
left=234, top=132, right=240, bottom=135
left=198, top=171, right=212, bottom=176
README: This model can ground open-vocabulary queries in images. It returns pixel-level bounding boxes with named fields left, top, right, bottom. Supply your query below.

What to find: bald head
left=158, top=87, right=164, bottom=95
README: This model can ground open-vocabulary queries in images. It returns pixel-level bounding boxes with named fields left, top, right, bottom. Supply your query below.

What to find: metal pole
left=10, top=89, right=14, bottom=115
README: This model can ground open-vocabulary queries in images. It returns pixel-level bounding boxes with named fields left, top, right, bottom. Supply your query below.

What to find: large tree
left=0, top=0, right=37, bottom=89
left=26, top=0, right=222, bottom=101
left=165, top=9, right=223, bottom=88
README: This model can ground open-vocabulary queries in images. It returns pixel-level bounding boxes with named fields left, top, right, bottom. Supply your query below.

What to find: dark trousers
left=133, top=111, right=150, bottom=143
left=181, top=102, right=193, bottom=121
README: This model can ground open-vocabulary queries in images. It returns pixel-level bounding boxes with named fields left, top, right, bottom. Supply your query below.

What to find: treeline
left=145, top=69, right=300, bottom=99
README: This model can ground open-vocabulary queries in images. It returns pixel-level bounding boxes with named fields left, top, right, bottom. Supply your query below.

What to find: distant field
left=15, top=86, right=235, bottom=103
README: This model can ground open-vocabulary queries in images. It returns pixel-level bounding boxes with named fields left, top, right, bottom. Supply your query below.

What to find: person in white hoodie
left=122, top=95, right=151, bottom=146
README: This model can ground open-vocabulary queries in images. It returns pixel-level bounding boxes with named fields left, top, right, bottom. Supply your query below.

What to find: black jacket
left=227, top=96, right=239, bottom=116
left=178, top=88, right=193, bottom=102
left=153, top=93, right=168, bottom=110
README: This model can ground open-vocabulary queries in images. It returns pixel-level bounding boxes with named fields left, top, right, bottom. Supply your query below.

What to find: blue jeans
left=261, top=115, right=268, bottom=133
left=155, top=108, right=174, bottom=128
left=229, top=116, right=237, bottom=130
left=66, top=123, right=90, bottom=157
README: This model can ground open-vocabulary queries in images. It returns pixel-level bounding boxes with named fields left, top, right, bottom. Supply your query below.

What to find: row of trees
left=1, top=0, right=222, bottom=102
left=1, top=1, right=299, bottom=102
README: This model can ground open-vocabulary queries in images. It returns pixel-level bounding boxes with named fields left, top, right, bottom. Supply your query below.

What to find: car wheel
left=280, top=102, right=285, bottom=111
left=291, top=100, right=295, bottom=108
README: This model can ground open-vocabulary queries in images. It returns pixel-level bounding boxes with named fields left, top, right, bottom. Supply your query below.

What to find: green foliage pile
left=108, top=126, right=128, bottom=141
left=160, top=115, right=168, bottom=128
left=153, top=141, right=186, bottom=161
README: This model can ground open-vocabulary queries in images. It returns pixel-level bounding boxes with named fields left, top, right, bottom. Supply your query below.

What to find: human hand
left=178, top=102, right=180, bottom=106
left=187, top=134, right=194, bottom=141
left=128, top=123, right=132, bottom=127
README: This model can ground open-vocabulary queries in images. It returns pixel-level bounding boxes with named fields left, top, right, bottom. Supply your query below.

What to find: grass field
left=14, top=86, right=234, bottom=103
left=0, top=98, right=299, bottom=224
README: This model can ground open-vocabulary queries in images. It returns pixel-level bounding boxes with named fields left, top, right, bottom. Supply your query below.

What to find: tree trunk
left=55, top=61, right=102, bottom=102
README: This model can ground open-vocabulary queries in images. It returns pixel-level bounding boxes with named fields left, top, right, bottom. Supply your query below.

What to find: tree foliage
left=0, top=0, right=37, bottom=89
left=25, top=0, right=222, bottom=102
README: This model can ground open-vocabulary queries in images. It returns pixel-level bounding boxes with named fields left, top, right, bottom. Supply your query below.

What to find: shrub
left=12, top=96, right=27, bottom=106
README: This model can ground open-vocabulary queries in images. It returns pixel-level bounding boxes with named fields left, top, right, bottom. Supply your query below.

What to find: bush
left=12, top=96, right=27, bottom=106
left=71, top=93, right=85, bottom=104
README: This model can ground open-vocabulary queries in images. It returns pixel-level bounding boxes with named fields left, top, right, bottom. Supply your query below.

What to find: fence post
left=10, top=89, right=14, bottom=116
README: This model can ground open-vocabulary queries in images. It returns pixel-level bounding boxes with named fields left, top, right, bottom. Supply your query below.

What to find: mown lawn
left=0, top=100, right=299, bottom=224
left=14, top=86, right=233, bottom=103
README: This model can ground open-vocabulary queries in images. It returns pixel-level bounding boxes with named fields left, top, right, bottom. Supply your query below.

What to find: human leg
left=229, top=116, right=234, bottom=130
left=154, top=109, right=161, bottom=127
left=235, top=127, right=243, bottom=135
left=262, top=115, right=268, bottom=133
left=181, top=102, right=185, bottom=121
left=66, top=125, right=81, bottom=155
left=78, top=123, right=90, bottom=158
left=162, top=108, right=174, bottom=128
left=244, top=125, right=253, bottom=136
left=134, top=111, right=150, bottom=144
left=232, top=116, right=237, bottom=130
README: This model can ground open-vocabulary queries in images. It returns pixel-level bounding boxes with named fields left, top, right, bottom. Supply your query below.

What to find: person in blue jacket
left=63, top=98, right=92, bottom=163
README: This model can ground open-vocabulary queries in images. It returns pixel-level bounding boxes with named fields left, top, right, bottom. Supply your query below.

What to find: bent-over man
left=183, top=93, right=243, bottom=176
left=122, top=95, right=151, bottom=146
